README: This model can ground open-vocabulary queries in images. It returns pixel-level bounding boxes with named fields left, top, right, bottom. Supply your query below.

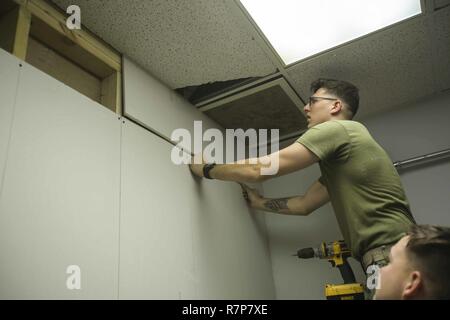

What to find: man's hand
left=240, top=183, right=262, bottom=208
left=189, top=163, right=204, bottom=178
left=189, top=153, right=205, bottom=178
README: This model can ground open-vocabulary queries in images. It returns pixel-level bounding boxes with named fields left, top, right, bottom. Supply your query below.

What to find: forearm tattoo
left=264, top=198, right=290, bottom=212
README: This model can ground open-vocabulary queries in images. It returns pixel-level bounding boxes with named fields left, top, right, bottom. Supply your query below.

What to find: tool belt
left=361, top=244, right=393, bottom=273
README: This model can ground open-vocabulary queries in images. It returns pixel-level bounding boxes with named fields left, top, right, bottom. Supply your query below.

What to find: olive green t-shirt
left=297, top=120, right=416, bottom=260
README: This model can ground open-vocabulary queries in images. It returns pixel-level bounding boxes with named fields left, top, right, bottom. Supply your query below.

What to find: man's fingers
left=238, top=183, right=253, bottom=203
left=241, top=186, right=249, bottom=201
left=239, top=183, right=251, bottom=191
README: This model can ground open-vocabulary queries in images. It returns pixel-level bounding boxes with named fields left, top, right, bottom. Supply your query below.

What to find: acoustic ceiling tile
left=52, top=0, right=277, bottom=89
left=286, top=16, right=436, bottom=119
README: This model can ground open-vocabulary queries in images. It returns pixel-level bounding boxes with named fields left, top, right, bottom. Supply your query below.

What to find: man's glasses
left=308, top=96, right=338, bottom=106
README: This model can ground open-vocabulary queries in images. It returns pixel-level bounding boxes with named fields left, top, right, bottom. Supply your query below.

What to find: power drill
left=295, top=240, right=364, bottom=300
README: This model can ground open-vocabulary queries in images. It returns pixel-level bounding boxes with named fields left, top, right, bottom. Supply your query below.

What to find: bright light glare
left=241, top=0, right=422, bottom=65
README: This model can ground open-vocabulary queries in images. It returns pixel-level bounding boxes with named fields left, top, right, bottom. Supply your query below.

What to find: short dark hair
left=310, top=78, right=360, bottom=117
left=406, top=225, right=450, bottom=299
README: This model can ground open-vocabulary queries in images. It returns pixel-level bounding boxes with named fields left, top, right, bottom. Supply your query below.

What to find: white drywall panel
left=0, top=49, right=20, bottom=196
left=119, top=120, right=197, bottom=299
left=123, top=56, right=219, bottom=147
left=119, top=120, right=275, bottom=299
left=190, top=179, right=276, bottom=299
left=0, top=59, right=121, bottom=299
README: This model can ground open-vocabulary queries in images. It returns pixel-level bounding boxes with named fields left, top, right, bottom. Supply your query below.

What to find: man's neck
left=329, top=115, right=351, bottom=122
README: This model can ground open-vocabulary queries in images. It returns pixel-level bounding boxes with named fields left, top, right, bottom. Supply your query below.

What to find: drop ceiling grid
left=52, top=0, right=277, bottom=89
left=225, top=0, right=307, bottom=103
left=285, top=16, right=436, bottom=120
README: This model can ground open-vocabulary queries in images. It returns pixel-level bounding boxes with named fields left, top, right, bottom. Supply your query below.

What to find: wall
left=0, top=49, right=120, bottom=299
left=0, top=49, right=275, bottom=299
left=262, top=166, right=367, bottom=300
left=362, top=91, right=450, bottom=225
left=119, top=57, right=275, bottom=299
left=262, top=90, right=450, bottom=299
left=123, top=57, right=206, bottom=145
left=0, top=47, right=19, bottom=188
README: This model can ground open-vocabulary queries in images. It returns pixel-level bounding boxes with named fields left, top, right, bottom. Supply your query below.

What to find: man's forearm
left=209, top=163, right=264, bottom=183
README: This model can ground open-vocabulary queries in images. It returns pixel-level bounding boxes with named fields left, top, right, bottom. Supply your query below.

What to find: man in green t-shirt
left=189, top=78, right=416, bottom=292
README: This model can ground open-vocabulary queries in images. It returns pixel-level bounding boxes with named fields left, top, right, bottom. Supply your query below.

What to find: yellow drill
left=295, top=240, right=365, bottom=300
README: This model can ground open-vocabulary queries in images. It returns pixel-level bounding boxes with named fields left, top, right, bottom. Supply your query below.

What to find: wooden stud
left=12, top=5, right=31, bottom=60
left=115, top=71, right=122, bottom=115
left=100, top=71, right=123, bottom=114
left=100, top=72, right=117, bottom=113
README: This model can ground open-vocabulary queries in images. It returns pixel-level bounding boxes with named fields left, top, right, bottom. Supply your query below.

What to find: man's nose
left=304, top=104, right=310, bottom=113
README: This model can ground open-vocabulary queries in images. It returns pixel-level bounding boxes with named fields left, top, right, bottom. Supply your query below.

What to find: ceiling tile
left=286, top=16, right=436, bottom=120
left=52, top=0, right=277, bottom=89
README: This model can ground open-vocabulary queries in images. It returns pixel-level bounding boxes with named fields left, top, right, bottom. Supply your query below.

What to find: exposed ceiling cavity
left=204, top=78, right=307, bottom=138
left=176, top=76, right=261, bottom=106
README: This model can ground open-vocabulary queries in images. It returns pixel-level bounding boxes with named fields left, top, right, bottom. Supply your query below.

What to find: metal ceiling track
left=394, top=148, right=450, bottom=169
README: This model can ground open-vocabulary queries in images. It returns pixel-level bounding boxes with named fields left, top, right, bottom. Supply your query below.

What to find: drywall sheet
left=0, top=49, right=20, bottom=194
left=123, top=57, right=212, bottom=146
left=0, top=58, right=121, bottom=299
left=119, top=120, right=275, bottom=299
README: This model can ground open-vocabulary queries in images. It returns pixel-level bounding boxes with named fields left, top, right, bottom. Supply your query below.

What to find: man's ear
left=330, top=100, right=343, bottom=115
left=402, top=271, right=423, bottom=299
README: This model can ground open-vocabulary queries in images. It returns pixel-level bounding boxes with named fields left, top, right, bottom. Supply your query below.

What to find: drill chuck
left=295, top=247, right=318, bottom=259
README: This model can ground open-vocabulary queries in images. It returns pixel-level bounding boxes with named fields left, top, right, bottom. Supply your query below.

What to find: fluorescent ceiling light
left=240, top=0, right=422, bottom=65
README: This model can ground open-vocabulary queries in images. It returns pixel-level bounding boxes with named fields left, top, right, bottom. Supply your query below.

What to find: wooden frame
left=1, top=0, right=122, bottom=114
left=13, top=5, right=31, bottom=60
